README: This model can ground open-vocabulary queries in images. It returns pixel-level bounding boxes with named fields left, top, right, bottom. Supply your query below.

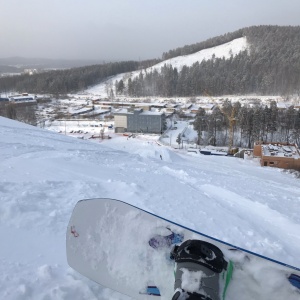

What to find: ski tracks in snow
left=200, top=184, right=300, bottom=267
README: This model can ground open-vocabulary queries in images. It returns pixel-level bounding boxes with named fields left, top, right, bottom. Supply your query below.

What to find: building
left=189, top=104, right=215, bottom=114
left=9, top=94, right=35, bottom=102
left=114, top=109, right=166, bottom=134
left=253, top=141, right=300, bottom=170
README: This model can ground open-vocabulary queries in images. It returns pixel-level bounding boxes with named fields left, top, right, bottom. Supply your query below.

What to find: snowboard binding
left=172, top=289, right=213, bottom=300
left=170, top=240, right=229, bottom=300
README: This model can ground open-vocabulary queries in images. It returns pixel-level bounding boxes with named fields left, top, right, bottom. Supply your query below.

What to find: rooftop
left=114, top=108, right=164, bottom=116
left=261, top=144, right=300, bottom=159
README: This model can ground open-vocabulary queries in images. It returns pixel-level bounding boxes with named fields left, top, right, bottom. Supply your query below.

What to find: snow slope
left=150, top=37, right=248, bottom=71
left=86, top=37, right=249, bottom=96
left=1, top=116, right=300, bottom=299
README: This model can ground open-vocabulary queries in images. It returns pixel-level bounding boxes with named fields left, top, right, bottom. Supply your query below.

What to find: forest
left=192, top=101, right=300, bottom=149
left=115, top=26, right=300, bottom=97
left=0, top=59, right=159, bottom=96
left=121, top=26, right=300, bottom=97
left=0, top=25, right=300, bottom=97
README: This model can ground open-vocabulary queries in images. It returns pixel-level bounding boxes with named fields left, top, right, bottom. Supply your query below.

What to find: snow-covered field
left=1, top=116, right=300, bottom=299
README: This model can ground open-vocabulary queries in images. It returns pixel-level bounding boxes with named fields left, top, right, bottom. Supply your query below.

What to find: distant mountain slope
left=162, top=25, right=300, bottom=61
left=0, top=25, right=299, bottom=96
left=87, top=37, right=249, bottom=96
left=0, top=64, right=22, bottom=74
left=148, top=37, right=248, bottom=71
left=0, top=57, right=109, bottom=70
left=162, top=28, right=245, bottom=60
left=115, top=25, right=300, bottom=96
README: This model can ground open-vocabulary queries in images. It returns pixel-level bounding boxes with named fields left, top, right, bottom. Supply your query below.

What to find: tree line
left=0, top=102, right=37, bottom=125
left=117, top=45, right=300, bottom=97
left=0, top=60, right=159, bottom=96
left=162, top=28, right=244, bottom=60
left=193, top=101, right=300, bottom=148
left=162, top=25, right=300, bottom=61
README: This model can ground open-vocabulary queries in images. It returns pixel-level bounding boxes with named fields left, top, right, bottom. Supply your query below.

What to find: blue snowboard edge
left=288, top=274, right=300, bottom=289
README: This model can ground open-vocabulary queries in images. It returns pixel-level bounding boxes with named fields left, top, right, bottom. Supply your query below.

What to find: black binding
left=170, top=239, right=228, bottom=273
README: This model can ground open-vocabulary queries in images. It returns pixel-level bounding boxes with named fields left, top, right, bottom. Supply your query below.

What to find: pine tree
left=291, top=109, right=300, bottom=144
left=176, top=133, right=182, bottom=148
left=269, top=101, right=278, bottom=142
left=193, top=108, right=206, bottom=146
left=117, top=79, right=125, bottom=94
left=252, top=106, right=262, bottom=142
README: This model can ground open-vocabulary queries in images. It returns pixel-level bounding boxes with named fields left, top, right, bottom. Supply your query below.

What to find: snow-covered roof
left=140, top=110, right=164, bottom=116
left=262, top=144, right=300, bottom=159
left=114, top=108, right=164, bottom=116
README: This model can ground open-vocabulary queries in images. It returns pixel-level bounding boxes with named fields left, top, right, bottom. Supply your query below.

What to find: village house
left=253, top=141, right=300, bottom=170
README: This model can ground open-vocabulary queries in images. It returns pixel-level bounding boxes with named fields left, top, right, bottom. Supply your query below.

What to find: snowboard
left=66, top=198, right=300, bottom=300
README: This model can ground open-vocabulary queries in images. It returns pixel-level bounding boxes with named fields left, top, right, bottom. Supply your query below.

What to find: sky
left=1, top=0, right=300, bottom=61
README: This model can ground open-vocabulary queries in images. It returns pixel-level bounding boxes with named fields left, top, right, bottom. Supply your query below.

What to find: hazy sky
left=1, top=0, right=300, bottom=61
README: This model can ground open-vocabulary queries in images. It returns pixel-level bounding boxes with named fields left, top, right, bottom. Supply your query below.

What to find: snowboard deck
left=66, top=198, right=300, bottom=300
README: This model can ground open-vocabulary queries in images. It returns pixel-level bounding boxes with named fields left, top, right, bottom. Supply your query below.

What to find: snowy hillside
left=1, top=116, right=300, bottom=299
left=86, top=37, right=249, bottom=96
left=151, top=37, right=248, bottom=71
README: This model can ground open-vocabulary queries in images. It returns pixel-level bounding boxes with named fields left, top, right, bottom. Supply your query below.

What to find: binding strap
left=171, top=240, right=228, bottom=273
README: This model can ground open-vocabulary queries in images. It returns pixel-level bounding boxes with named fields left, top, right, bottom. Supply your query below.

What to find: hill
left=115, top=25, right=300, bottom=97
left=1, top=116, right=300, bottom=299
left=0, top=64, right=22, bottom=74
left=0, top=25, right=300, bottom=96
left=0, top=57, right=112, bottom=71
left=87, top=36, right=248, bottom=96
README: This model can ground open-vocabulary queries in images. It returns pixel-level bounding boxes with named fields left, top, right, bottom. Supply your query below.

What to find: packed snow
left=1, top=116, right=300, bottom=299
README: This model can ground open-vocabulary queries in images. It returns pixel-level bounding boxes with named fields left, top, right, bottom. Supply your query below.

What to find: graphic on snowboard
left=149, top=227, right=184, bottom=249
left=66, top=198, right=300, bottom=300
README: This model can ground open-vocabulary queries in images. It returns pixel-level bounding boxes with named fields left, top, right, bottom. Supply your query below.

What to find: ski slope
left=86, top=37, right=249, bottom=96
left=151, top=37, right=248, bottom=71
left=1, top=116, right=300, bottom=299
